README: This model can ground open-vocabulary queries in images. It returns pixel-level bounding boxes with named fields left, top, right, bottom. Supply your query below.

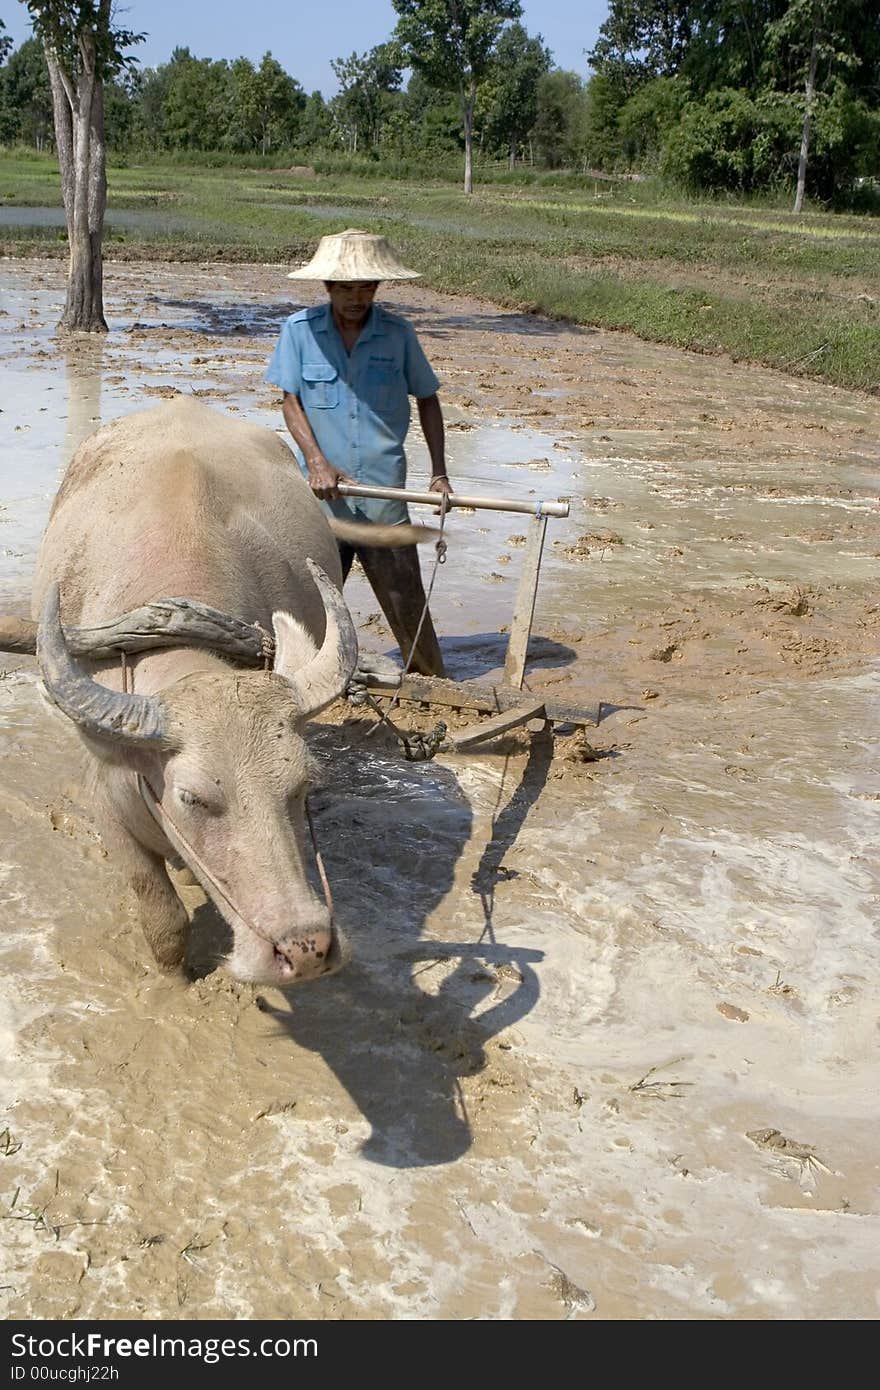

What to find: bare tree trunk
left=45, top=37, right=108, bottom=333
left=508, top=139, right=516, bottom=171
left=793, top=24, right=819, bottom=215
left=462, top=78, right=475, bottom=195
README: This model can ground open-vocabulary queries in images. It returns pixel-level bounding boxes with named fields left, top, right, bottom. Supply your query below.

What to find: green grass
left=2, top=152, right=878, bottom=393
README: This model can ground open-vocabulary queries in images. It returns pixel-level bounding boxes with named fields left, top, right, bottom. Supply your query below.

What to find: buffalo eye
left=177, top=788, right=207, bottom=809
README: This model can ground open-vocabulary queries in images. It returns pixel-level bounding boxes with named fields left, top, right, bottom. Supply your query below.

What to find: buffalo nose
left=273, top=925, right=340, bottom=981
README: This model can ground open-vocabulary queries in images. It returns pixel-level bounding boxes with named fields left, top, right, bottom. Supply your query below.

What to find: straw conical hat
left=287, top=229, right=420, bottom=281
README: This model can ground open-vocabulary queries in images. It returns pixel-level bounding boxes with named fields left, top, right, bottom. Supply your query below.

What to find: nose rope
left=135, top=776, right=335, bottom=950
left=304, top=798, right=335, bottom=924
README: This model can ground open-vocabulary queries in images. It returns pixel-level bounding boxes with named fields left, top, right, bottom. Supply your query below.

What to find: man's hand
left=307, top=454, right=355, bottom=501
left=429, top=473, right=453, bottom=514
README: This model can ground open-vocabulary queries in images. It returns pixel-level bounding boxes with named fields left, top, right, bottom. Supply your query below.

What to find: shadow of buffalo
left=187, top=721, right=547, bottom=1168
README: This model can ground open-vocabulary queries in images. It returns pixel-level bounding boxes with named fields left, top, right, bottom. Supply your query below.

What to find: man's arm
left=417, top=394, right=452, bottom=498
left=281, top=392, right=354, bottom=501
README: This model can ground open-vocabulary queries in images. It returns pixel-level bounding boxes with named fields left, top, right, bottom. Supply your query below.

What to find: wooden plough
left=336, top=481, right=597, bottom=750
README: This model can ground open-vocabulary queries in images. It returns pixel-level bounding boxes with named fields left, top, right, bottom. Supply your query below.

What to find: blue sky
left=2, top=1, right=608, bottom=94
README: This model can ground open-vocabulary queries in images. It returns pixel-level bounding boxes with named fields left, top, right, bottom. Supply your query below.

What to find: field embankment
left=2, top=156, right=879, bottom=393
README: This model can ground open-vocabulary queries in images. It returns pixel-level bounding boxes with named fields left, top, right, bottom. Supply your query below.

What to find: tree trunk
left=508, top=139, right=516, bottom=171
left=793, top=25, right=819, bottom=215
left=45, top=41, right=108, bottom=332
left=462, top=79, right=475, bottom=195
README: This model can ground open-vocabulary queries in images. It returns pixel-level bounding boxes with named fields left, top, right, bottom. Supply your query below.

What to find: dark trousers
left=338, top=541, right=446, bottom=678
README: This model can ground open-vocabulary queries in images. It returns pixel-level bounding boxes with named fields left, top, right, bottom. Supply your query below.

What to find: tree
left=392, top=0, right=523, bottom=193
left=0, top=19, right=13, bottom=65
left=130, top=64, right=168, bottom=149
left=161, top=48, right=230, bottom=151
left=398, top=70, right=462, bottom=157
left=482, top=22, right=550, bottom=168
left=532, top=69, right=587, bottom=169
left=228, top=53, right=304, bottom=155
left=21, top=2, right=143, bottom=332
left=330, top=44, right=402, bottom=154
left=299, top=90, right=333, bottom=149
left=581, top=72, right=627, bottom=171
left=1, top=37, right=54, bottom=148
left=585, top=1, right=880, bottom=204
left=766, top=0, right=860, bottom=213
left=617, top=74, right=689, bottom=169
left=588, top=0, right=696, bottom=97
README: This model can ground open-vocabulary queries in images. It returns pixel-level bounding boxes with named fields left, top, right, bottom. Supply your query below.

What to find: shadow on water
left=133, top=293, right=593, bottom=343
left=138, top=296, right=299, bottom=336
left=395, top=300, right=596, bottom=341
left=436, top=631, right=577, bottom=682
left=186, top=724, right=548, bottom=1168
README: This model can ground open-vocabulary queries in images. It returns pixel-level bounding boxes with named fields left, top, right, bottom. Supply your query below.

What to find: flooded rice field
left=0, top=259, right=878, bottom=1319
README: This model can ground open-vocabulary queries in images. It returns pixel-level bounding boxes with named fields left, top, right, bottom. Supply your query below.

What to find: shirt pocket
left=368, top=359, right=405, bottom=414
left=301, top=362, right=339, bottom=409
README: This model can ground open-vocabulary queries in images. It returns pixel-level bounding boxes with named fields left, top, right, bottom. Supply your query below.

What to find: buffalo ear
left=271, top=612, right=319, bottom=677
left=272, top=560, right=358, bottom=718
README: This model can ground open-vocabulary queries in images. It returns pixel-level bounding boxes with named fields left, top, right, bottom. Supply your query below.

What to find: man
left=265, top=228, right=451, bottom=678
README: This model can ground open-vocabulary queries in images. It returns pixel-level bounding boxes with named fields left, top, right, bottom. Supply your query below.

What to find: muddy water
left=1, top=260, right=879, bottom=1320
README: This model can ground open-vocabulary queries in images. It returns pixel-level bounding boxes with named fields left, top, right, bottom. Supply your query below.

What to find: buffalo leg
left=121, top=840, right=188, bottom=972
left=131, top=855, right=188, bottom=970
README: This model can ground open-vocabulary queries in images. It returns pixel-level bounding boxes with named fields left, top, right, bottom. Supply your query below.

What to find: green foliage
left=391, top=0, right=524, bottom=188
left=23, top=1, right=144, bottom=80
left=584, top=1, right=880, bottom=203
left=0, top=37, right=53, bottom=148
left=227, top=54, right=305, bottom=155
left=581, top=73, right=626, bottom=172
left=330, top=45, right=402, bottom=154
left=661, top=87, right=797, bottom=193
left=392, top=0, right=523, bottom=95
left=161, top=48, right=231, bottom=151
left=6, top=0, right=877, bottom=207
left=617, top=76, right=689, bottom=170
left=589, top=0, right=696, bottom=94
left=532, top=71, right=587, bottom=169
left=479, top=22, right=551, bottom=164
left=300, top=91, right=333, bottom=149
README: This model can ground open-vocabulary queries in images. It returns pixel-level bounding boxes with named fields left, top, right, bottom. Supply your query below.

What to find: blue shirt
left=265, top=302, right=440, bottom=525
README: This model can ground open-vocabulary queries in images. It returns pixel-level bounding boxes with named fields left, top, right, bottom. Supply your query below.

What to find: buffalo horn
left=272, top=560, right=358, bottom=717
left=37, top=583, right=170, bottom=745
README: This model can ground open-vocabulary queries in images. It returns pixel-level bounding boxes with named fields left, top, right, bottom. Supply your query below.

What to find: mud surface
left=1, top=260, right=878, bottom=1320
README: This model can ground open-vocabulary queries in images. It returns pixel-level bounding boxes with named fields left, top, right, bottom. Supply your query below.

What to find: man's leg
left=355, top=543, right=446, bottom=677
left=337, top=539, right=356, bottom=581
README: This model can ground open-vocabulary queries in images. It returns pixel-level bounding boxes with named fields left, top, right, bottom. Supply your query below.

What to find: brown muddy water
left=1, top=259, right=879, bottom=1320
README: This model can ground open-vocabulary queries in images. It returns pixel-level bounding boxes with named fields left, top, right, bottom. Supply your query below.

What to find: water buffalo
left=32, top=396, right=398, bottom=985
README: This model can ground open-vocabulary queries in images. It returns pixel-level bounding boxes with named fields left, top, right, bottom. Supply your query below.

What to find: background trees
left=330, top=45, right=402, bottom=155
left=2, top=2, right=876, bottom=207
left=0, top=37, right=54, bottom=148
left=586, top=0, right=880, bottom=204
left=481, top=22, right=551, bottom=168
